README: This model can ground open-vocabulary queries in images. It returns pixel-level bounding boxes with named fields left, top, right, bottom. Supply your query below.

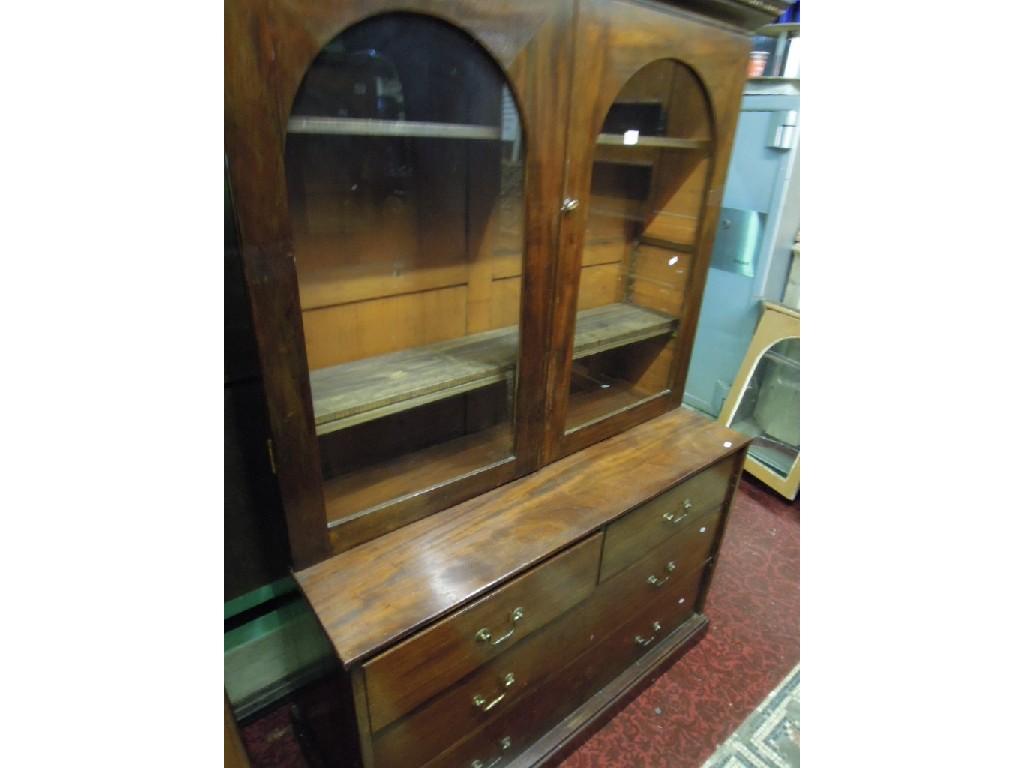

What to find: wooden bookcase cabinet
left=226, top=1, right=786, bottom=765
left=226, top=0, right=775, bottom=569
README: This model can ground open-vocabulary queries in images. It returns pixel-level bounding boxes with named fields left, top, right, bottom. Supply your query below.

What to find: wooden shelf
left=747, top=76, right=800, bottom=83
left=596, top=133, right=709, bottom=151
left=310, top=303, right=677, bottom=436
left=323, top=425, right=513, bottom=526
left=570, top=303, right=676, bottom=358
left=638, top=235, right=695, bottom=254
left=287, top=117, right=502, bottom=141
left=755, top=22, right=799, bottom=37
left=566, top=383, right=662, bottom=432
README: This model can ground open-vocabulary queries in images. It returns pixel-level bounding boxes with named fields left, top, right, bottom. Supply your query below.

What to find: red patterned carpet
left=240, top=477, right=800, bottom=767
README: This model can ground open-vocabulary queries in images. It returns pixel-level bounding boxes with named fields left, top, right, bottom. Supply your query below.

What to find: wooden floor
left=310, top=303, right=676, bottom=436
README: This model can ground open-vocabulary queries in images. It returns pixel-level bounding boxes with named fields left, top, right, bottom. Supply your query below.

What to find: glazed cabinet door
left=544, top=0, right=751, bottom=461
left=226, top=0, right=574, bottom=565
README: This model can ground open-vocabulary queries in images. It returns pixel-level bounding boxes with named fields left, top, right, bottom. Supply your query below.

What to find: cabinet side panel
left=695, top=447, right=747, bottom=613
left=226, top=0, right=331, bottom=568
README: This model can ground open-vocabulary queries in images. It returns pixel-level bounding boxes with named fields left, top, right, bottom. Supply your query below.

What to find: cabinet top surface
left=295, top=408, right=749, bottom=667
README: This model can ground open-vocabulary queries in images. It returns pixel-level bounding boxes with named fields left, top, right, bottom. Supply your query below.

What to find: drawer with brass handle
left=477, top=607, right=525, bottom=646
left=420, top=561, right=710, bottom=768
left=647, top=560, right=677, bottom=588
left=600, top=455, right=737, bottom=581
left=622, top=563, right=705, bottom=657
left=372, top=560, right=610, bottom=768
left=374, top=663, right=524, bottom=767
left=474, top=672, right=517, bottom=712
left=634, top=620, right=663, bottom=647
left=363, top=534, right=602, bottom=733
left=374, top=527, right=719, bottom=767
left=471, top=736, right=511, bottom=768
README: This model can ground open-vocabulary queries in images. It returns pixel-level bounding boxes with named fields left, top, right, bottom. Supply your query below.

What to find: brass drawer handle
left=471, top=736, right=511, bottom=768
left=646, top=560, right=677, bottom=588
left=662, top=498, right=693, bottom=525
left=634, top=621, right=663, bottom=648
left=476, top=607, right=525, bottom=646
left=472, top=672, right=516, bottom=712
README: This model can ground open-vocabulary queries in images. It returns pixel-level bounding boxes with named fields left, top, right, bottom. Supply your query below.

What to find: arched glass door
left=284, top=14, right=526, bottom=544
left=564, top=59, right=714, bottom=432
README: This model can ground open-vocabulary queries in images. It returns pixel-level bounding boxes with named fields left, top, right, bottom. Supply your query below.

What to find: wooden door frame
left=543, top=0, right=752, bottom=463
left=225, top=0, right=574, bottom=567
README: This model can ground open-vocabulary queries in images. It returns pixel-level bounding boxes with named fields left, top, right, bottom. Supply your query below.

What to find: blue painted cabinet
left=685, top=91, right=799, bottom=417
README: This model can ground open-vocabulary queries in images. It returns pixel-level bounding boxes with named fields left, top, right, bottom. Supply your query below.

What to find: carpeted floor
left=241, top=476, right=800, bottom=768
left=701, top=664, right=800, bottom=768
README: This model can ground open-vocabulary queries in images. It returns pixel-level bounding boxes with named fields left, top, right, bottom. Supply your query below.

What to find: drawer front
left=372, top=581, right=601, bottom=767
left=421, top=563, right=708, bottom=768
left=364, top=534, right=602, bottom=732
left=608, top=505, right=720, bottom=612
left=376, top=529, right=716, bottom=768
left=614, top=561, right=706, bottom=663
left=601, top=455, right=735, bottom=581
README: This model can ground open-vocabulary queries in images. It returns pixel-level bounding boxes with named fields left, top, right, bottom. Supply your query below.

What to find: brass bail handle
left=646, top=560, right=677, bottom=588
left=634, top=620, right=663, bottom=647
left=663, top=498, right=694, bottom=525
left=472, top=672, right=516, bottom=712
left=470, top=736, right=512, bottom=768
left=476, top=607, right=525, bottom=646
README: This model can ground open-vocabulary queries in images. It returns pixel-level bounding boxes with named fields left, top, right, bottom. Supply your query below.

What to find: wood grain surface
left=599, top=452, right=736, bottom=580
left=372, top=532, right=716, bottom=767
left=295, top=407, right=748, bottom=668
left=364, top=534, right=601, bottom=732
left=310, top=303, right=675, bottom=435
left=421, top=563, right=707, bottom=768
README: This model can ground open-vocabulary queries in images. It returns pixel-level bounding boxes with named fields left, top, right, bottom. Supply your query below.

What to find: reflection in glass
left=567, top=60, right=712, bottom=431
left=728, top=339, right=800, bottom=477
left=283, top=14, right=524, bottom=533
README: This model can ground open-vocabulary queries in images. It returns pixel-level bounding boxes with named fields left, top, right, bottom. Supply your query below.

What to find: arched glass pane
left=729, top=338, right=800, bottom=478
left=566, top=60, right=712, bottom=432
left=284, top=14, right=525, bottom=536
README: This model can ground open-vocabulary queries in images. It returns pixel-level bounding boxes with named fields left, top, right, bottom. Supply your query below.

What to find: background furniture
left=684, top=21, right=799, bottom=420
left=225, top=0, right=788, bottom=764
left=719, top=301, right=800, bottom=499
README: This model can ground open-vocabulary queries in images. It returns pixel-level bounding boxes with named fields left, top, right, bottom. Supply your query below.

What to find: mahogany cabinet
left=225, top=0, right=786, bottom=764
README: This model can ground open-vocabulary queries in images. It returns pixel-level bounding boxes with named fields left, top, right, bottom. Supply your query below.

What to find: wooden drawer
left=609, top=505, right=720, bottom=609
left=421, top=563, right=708, bottom=768
left=612, top=560, right=706, bottom=664
left=372, top=590, right=600, bottom=768
left=600, top=455, right=735, bottom=581
left=364, top=534, right=602, bottom=733
left=375, top=529, right=716, bottom=767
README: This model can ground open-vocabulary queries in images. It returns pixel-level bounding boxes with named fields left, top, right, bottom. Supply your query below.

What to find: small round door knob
left=561, top=198, right=580, bottom=213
